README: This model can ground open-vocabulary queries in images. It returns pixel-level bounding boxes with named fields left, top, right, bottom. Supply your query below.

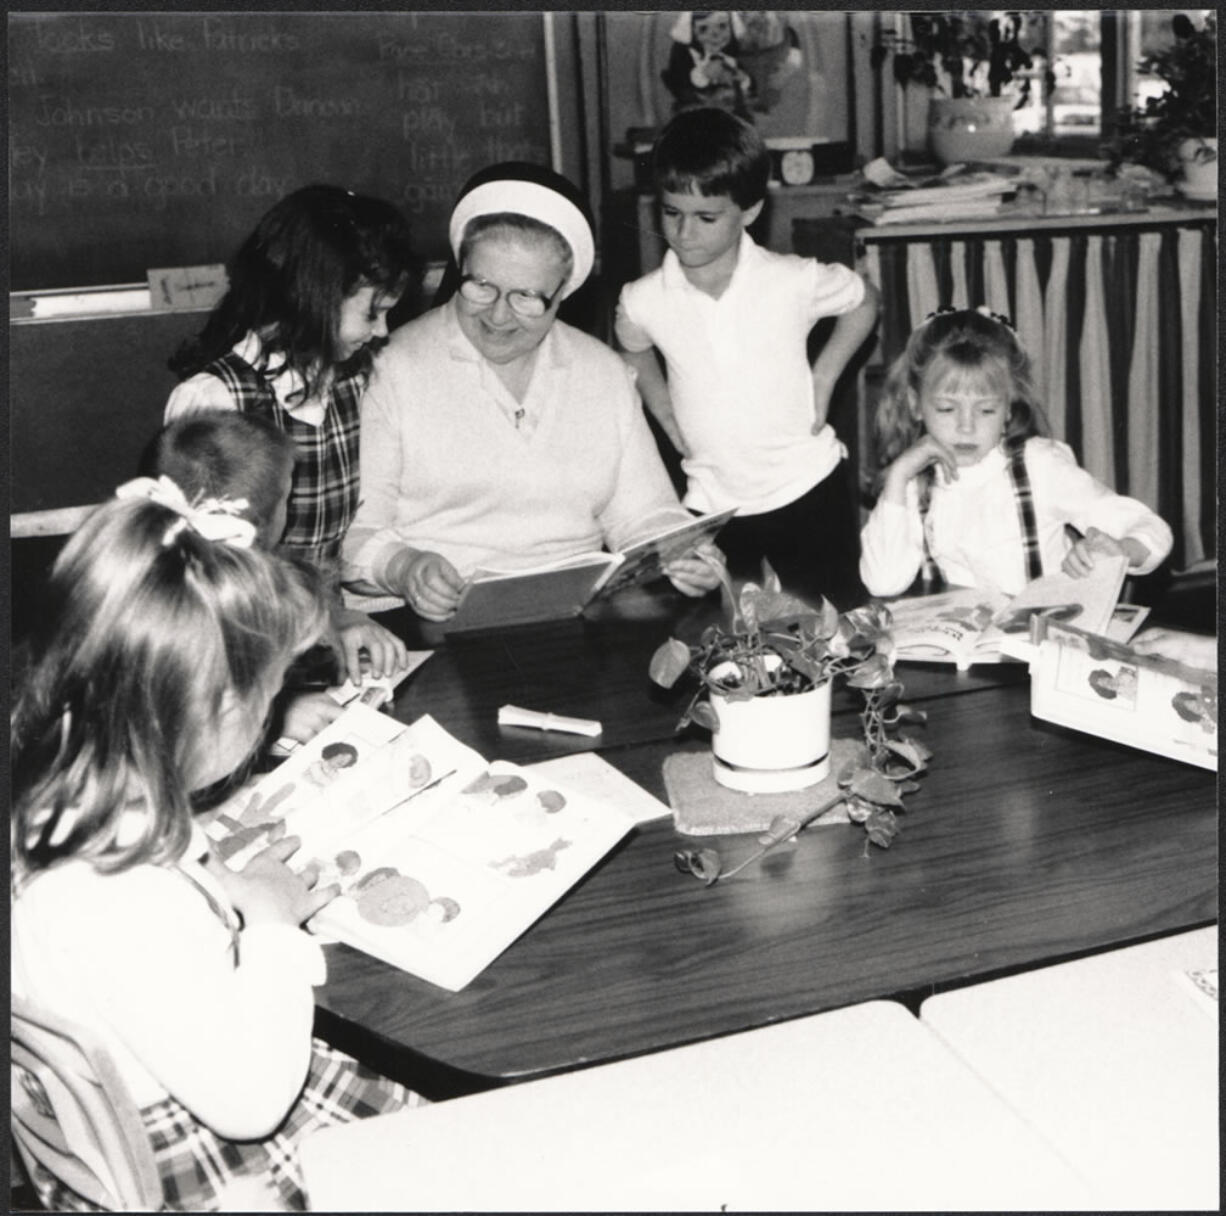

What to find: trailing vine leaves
left=674, top=790, right=846, bottom=886
left=655, top=564, right=932, bottom=882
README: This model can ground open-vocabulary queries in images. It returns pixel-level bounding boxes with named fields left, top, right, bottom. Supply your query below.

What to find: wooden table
left=302, top=1001, right=1094, bottom=1212
left=921, top=926, right=1219, bottom=1212
left=316, top=588, right=1217, bottom=1086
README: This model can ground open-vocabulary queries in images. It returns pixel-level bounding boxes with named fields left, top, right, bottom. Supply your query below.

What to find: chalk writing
left=9, top=12, right=551, bottom=288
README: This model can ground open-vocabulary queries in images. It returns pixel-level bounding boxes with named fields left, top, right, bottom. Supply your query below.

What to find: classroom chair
left=10, top=996, right=162, bottom=1211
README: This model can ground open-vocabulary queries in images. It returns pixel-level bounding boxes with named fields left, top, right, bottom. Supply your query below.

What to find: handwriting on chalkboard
left=9, top=12, right=553, bottom=289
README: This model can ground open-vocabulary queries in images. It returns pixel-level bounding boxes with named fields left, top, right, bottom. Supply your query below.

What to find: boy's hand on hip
left=809, top=378, right=833, bottom=434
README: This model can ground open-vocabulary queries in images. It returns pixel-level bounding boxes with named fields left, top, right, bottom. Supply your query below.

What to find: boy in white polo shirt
left=615, top=107, right=879, bottom=607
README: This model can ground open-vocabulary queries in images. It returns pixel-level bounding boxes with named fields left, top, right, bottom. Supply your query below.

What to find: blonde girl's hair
left=10, top=494, right=331, bottom=882
left=873, top=308, right=1048, bottom=476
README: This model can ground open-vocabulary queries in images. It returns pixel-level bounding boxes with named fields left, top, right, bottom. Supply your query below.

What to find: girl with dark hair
left=166, top=184, right=418, bottom=577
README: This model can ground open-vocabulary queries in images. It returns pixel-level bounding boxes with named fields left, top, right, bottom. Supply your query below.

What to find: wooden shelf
left=853, top=203, right=1216, bottom=242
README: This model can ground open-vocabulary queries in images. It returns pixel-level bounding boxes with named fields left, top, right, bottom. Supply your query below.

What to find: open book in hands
left=884, top=554, right=1134, bottom=671
left=445, top=508, right=734, bottom=633
left=201, top=706, right=641, bottom=991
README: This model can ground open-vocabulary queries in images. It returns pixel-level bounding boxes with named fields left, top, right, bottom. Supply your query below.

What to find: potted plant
left=649, top=564, right=930, bottom=874
left=1108, top=13, right=1217, bottom=199
left=870, top=11, right=1050, bottom=164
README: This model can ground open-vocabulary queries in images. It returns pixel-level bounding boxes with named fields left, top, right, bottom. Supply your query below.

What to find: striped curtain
left=863, top=221, right=1217, bottom=571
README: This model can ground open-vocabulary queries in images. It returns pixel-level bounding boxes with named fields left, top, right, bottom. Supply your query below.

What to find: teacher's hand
left=664, top=542, right=726, bottom=597
left=390, top=550, right=465, bottom=621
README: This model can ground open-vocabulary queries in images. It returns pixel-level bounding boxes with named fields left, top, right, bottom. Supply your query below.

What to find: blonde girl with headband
left=343, top=161, right=723, bottom=622
left=11, top=478, right=423, bottom=1212
left=860, top=306, right=1172, bottom=598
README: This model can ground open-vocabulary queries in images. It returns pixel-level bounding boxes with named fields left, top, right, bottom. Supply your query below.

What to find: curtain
left=861, top=220, right=1217, bottom=571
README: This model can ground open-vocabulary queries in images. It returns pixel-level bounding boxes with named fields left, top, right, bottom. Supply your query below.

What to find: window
left=1014, top=9, right=1213, bottom=155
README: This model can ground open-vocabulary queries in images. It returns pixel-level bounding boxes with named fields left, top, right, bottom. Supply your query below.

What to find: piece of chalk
left=497, top=704, right=603, bottom=737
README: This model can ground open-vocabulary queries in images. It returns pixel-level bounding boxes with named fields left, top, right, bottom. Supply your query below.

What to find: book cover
left=1027, top=617, right=1217, bottom=771
left=885, top=556, right=1128, bottom=671
left=444, top=510, right=735, bottom=633
left=446, top=553, right=619, bottom=633
left=596, top=507, right=735, bottom=598
left=202, top=709, right=638, bottom=991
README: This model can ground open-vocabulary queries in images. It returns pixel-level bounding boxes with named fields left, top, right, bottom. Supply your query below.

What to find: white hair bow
left=114, top=475, right=257, bottom=550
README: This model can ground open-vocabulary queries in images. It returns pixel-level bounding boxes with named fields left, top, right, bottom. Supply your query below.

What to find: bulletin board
left=8, top=11, right=553, bottom=289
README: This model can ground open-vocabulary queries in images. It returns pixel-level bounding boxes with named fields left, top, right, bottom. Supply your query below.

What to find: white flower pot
left=710, top=679, right=832, bottom=794
left=1178, top=136, right=1217, bottom=201
left=928, top=96, right=1017, bottom=165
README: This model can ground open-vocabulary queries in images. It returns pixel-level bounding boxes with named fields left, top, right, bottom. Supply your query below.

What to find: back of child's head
left=171, top=183, right=417, bottom=385
left=10, top=487, right=330, bottom=880
left=875, top=307, right=1047, bottom=469
left=144, top=412, right=296, bottom=549
left=652, top=106, right=770, bottom=209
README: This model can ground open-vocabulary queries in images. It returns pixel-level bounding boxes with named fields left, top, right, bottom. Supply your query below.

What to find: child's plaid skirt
left=25, top=1037, right=424, bottom=1212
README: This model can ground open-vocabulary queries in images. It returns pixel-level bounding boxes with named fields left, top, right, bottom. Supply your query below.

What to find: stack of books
left=848, top=159, right=1018, bottom=226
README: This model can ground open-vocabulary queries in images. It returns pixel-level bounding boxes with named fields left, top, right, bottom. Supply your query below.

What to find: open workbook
left=445, top=508, right=735, bottom=633
left=883, top=554, right=1135, bottom=670
left=201, top=706, right=650, bottom=991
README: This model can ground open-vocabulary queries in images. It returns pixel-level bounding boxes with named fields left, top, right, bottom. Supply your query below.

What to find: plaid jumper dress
left=921, top=437, right=1043, bottom=584
left=21, top=865, right=424, bottom=1213
left=204, top=352, right=365, bottom=582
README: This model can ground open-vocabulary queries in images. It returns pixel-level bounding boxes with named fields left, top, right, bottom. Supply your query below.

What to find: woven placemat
left=663, top=736, right=858, bottom=836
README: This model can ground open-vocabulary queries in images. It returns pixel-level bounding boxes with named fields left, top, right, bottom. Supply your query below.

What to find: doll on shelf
left=661, top=11, right=754, bottom=118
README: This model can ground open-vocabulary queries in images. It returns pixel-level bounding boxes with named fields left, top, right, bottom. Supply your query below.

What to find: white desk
left=302, top=999, right=1091, bottom=1212
left=922, top=926, right=1219, bottom=1212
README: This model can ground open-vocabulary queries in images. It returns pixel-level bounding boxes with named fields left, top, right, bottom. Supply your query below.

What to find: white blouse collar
left=233, top=332, right=325, bottom=426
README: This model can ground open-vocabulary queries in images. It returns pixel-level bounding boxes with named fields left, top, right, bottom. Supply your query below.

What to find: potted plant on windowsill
left=1107, top=13, right=1217, bottom=201
left=649, top=564, right=930, bottom=875
left=870, top=11, right=1050, bottom=165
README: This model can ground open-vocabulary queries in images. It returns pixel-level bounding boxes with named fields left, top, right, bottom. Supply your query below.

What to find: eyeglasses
left=458, top=274, right=564, bottom=319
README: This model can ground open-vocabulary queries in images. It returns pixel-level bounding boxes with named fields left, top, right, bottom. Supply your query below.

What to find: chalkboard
left=8, top=11, right=552, bottom=290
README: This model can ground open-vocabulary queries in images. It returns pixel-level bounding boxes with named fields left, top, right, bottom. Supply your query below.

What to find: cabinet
left=849, top=207, right=1217, bottom=571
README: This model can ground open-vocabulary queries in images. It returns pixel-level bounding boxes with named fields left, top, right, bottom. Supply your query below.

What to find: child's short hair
left=10, top=493, right=330, bottom=878
left=874, top=307, right=1048, bottom=470
left=144, top=412, right=296, bottom=547
left=651, top=106, right=771, bottom=209
left=170, top=184, right=418, bottom=396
